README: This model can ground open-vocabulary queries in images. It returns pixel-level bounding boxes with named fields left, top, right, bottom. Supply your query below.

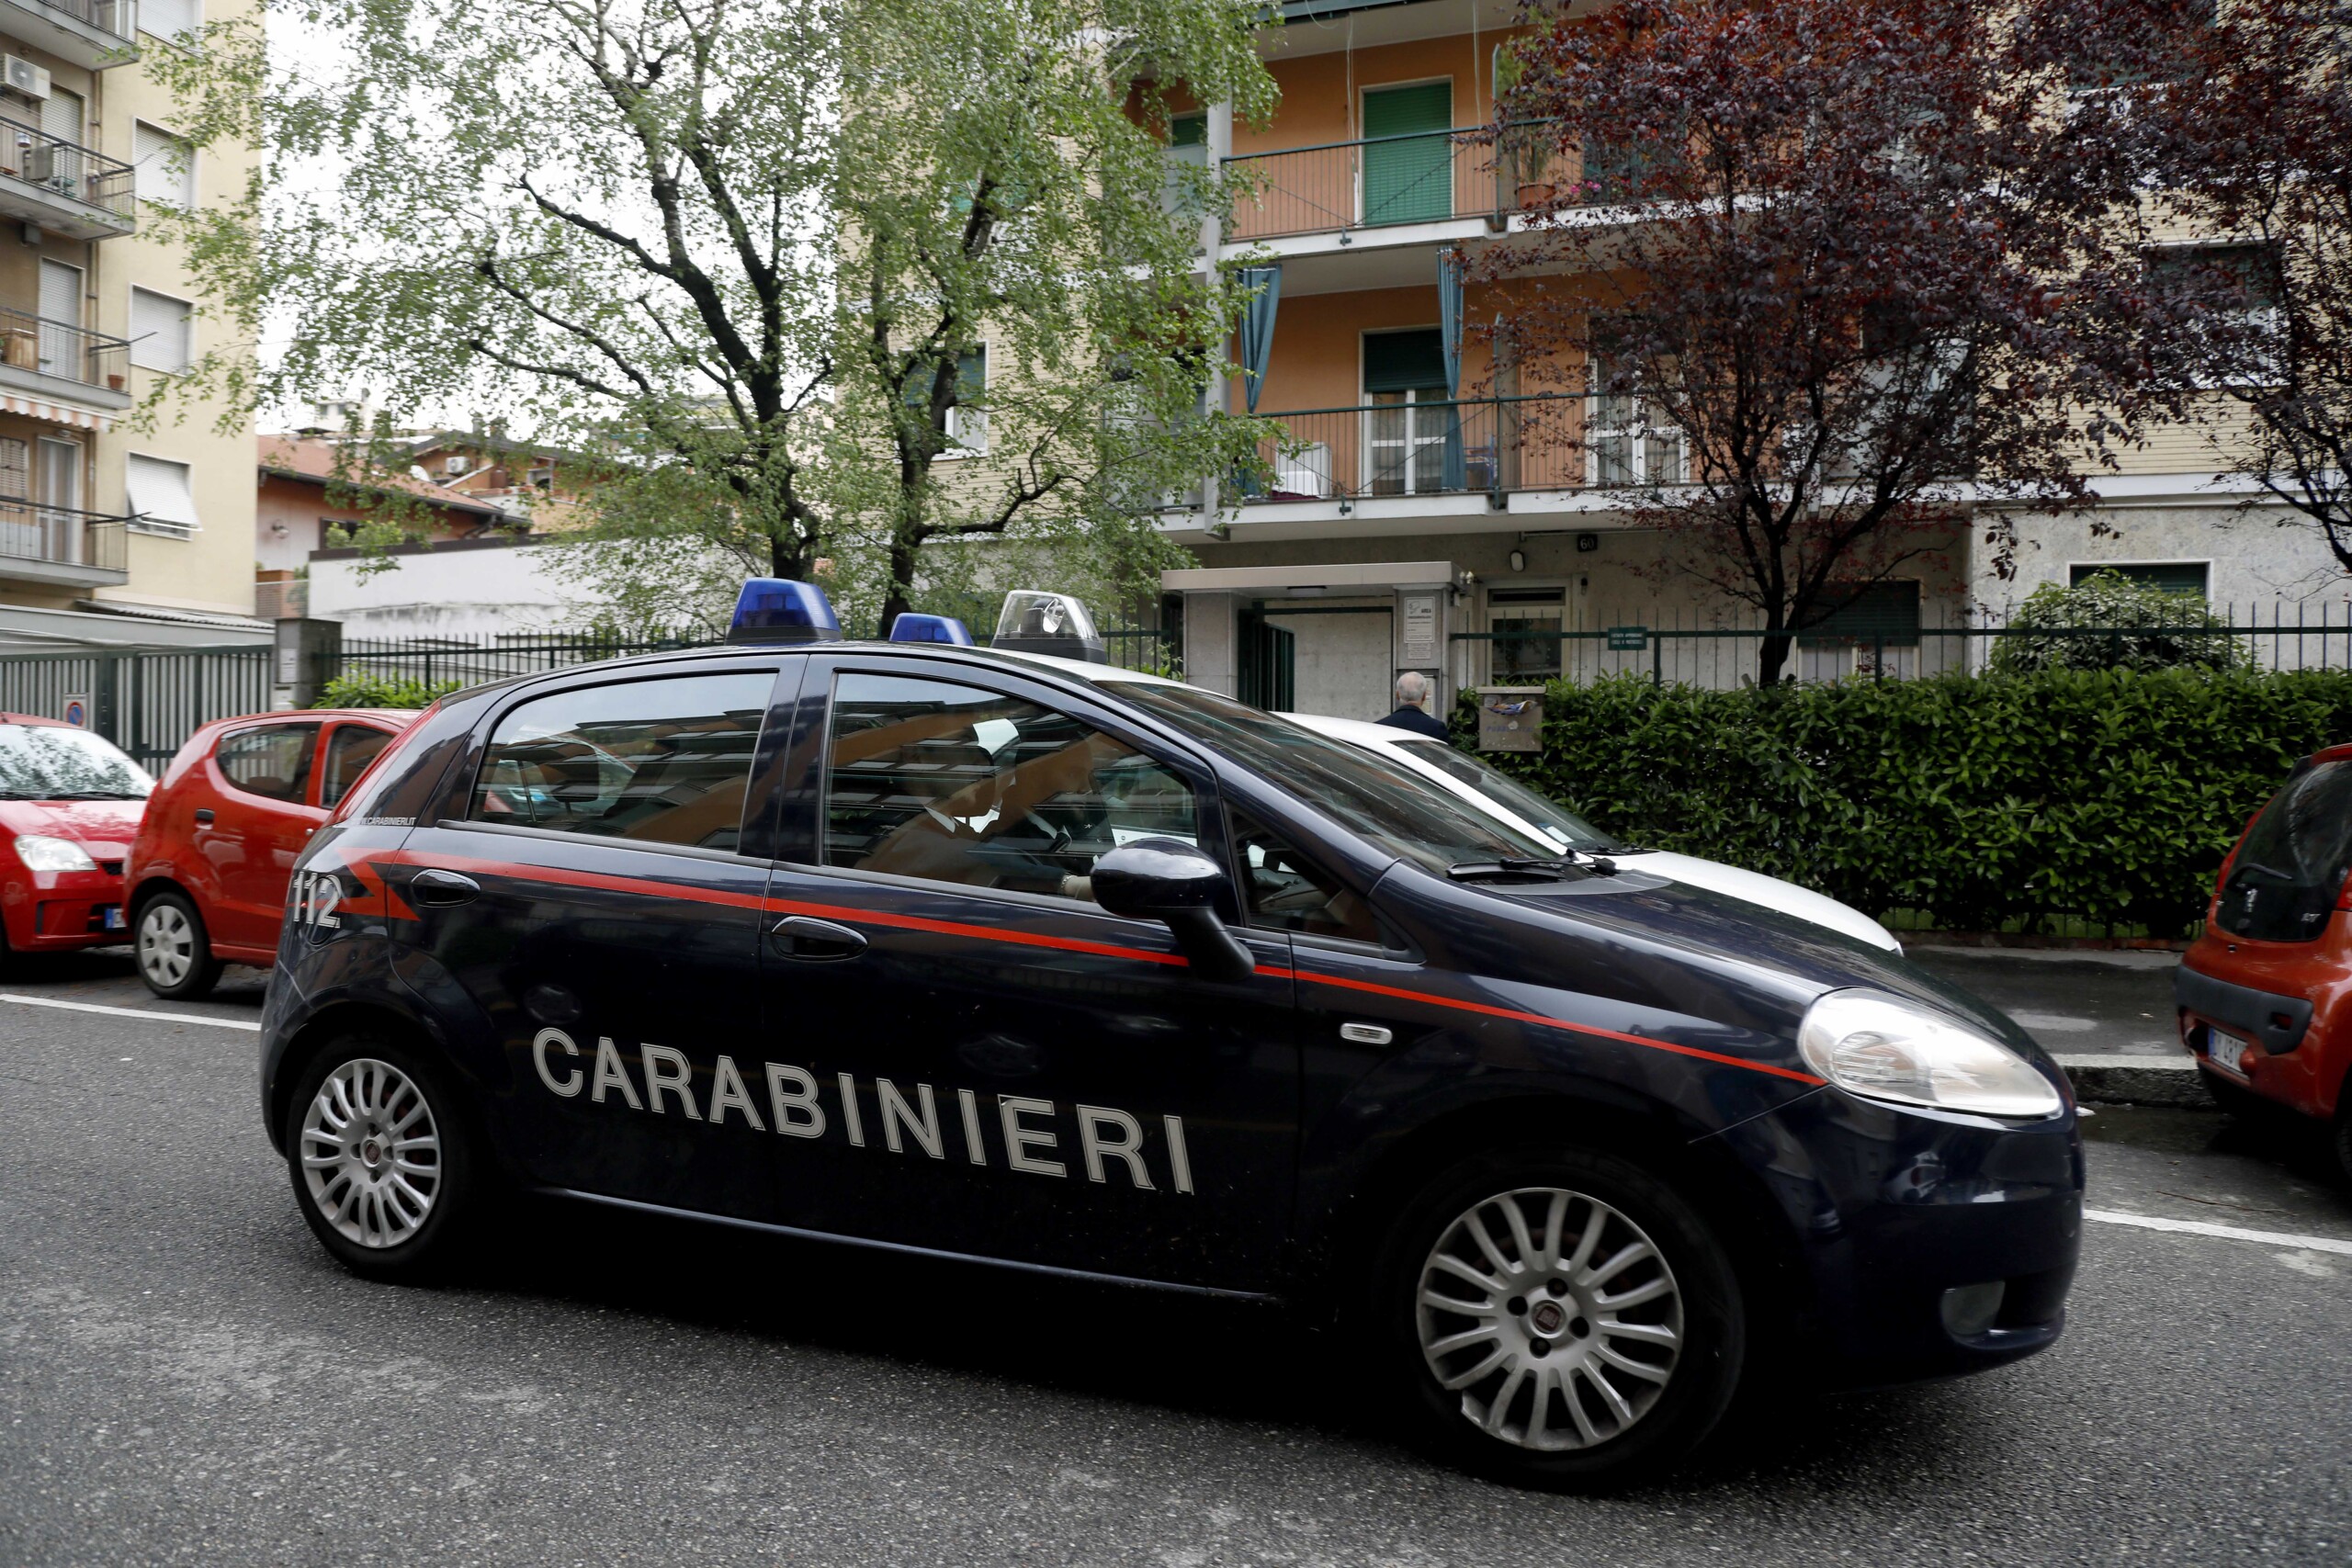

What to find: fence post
left=93, top=653, right=119, bottom=747
left=1651, top=629, right=1662, bottom=687
left=1873, top=633, right=1884, bottom=683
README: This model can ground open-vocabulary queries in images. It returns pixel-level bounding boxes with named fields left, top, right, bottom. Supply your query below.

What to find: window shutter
left=133, top=122, right=191, bottom=210
left=125, top=453, right=198, bottom=536
left=141, top=0, right=199, bottom=41
left=1802, top=581, right=1921, bottom=648
left=1363, top=329, right=1446, bottom=394
left=2070, top=562, right=2210, bottom=597
left=130, top=288, right=191, bottom=372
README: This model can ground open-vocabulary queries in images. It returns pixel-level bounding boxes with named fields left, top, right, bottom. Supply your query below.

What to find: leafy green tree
left=149, top=0, right=1277, bottom=631
left=1989, top=570, right=2251, bottom=674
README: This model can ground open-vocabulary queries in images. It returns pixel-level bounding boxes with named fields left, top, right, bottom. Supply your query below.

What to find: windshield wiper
left=1449, top=852, right=1623, bottom=883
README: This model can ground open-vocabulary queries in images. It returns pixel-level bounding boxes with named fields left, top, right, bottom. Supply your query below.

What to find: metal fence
left=0, top=644, right=274, bottom=770
left=1451, top=602, right=2352, bottom=689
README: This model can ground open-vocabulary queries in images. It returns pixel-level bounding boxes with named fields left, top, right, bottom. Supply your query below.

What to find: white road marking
left=0, top=993, right=261, bottom=1032
left=2087, top=1207, right=2352, bottom=1258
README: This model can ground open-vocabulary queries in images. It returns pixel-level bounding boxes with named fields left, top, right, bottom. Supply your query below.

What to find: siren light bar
left=728, top=579, right=842, bottom=644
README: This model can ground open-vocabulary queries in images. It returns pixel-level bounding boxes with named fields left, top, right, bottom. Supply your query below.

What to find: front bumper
left=4, top=870, right=130, bottom=950
left=1708, top=1088, right=2085, bottom=1386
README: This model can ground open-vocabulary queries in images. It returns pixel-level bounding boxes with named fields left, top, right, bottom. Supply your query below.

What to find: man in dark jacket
left=1377, top=671, right=1450, bottom=739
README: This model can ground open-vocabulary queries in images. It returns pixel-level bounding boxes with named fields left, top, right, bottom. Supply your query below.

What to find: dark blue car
left=258, top=584, right=2081, bottom=1489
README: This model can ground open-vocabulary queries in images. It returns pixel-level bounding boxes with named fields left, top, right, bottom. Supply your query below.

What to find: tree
left=2015, top=0, right=2352, bottom=583
left=148, top=0, right=1276, bottom=633
left=1987, top=570, right=2250, bottom=674
left=1486, top=0, right=2119, bottom=682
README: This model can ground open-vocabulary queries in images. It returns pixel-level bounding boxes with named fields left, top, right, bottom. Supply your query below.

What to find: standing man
left=1378, top=671, right=1450, bottom=739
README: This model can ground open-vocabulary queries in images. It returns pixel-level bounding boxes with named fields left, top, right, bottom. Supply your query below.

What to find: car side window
left=823, top=671, right=1197, bottom=897
left=1231, top=812, right=1381, bottom=944
left=320, top=726, right=394, bottom=810
left=216, top=723, right=319, bottom=805
left=466, top=672, right=775, bottom=851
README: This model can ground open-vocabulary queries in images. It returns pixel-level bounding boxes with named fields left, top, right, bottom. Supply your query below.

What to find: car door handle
left=193, top=808, right=213, bottom=826
left=770, top=915, right=868, bottom=961
left=408, top=868, right=481, bottom=908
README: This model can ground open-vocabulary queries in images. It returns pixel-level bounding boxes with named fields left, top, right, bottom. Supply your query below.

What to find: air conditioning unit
left=5, top=59, right=51, bottom=101
left=442, top=454, right=467, bottom=477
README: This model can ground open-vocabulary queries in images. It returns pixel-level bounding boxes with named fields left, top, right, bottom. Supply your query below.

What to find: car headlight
left=15, top=834, right=96, bottom=874
left=1799, top=988, right=2063, bottom=1119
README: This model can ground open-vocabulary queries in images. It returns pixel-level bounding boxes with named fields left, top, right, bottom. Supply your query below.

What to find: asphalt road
left=1906, top=945, right=2183, bottom=1059
left=4, top=951, right=2348, bottom=1567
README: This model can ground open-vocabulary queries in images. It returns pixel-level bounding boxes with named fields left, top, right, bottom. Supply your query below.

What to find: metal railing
left=0, top=302, right=130, bottom=390
left=15, top=0, right=139, bottom=43
left=0, top=118, right=134, bottom=222
left=1223, top=124, right=1661, bottom=242
left=0, top=499, right=127, bottom=573
left=1241, top=395, right=1594, bottom=502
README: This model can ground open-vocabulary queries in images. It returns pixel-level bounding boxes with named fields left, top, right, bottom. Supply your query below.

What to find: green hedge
left=312, top=673, right=463, bottom=710
left=1454, top=668, right=2352, bottom=936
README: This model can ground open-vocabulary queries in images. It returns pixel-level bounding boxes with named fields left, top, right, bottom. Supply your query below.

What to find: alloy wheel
left=298, top=1057, right=443, bottom=1248
left=1416, top=1186, right=1683, bottom=1451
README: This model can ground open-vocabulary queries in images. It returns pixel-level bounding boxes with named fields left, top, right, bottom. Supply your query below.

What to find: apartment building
left=0, top=0, right=259, bottom=649
left=1159, top=0, right=2323, bottom=719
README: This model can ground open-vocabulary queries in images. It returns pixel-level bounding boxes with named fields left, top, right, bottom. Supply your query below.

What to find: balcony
left=0, top=0, right=139, bottom=70
left=0, top=303, right=131, bottom=411
left=0, top=118, right=135, bottom=240
left=0, top=499, right=128, bottom=588
left=1221, top=125, right=1654, bottom=250
left=1235, top=394, right=1587, bottom=502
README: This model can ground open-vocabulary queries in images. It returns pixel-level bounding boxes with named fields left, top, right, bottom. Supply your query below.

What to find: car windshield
left=2218, top=758, right=2352, bottom=943
left=1391, top=738, right=1615, bottom=851
left=0, top=724, right=153, bottom=799
left=1108, top=683, right=1560, bottom=874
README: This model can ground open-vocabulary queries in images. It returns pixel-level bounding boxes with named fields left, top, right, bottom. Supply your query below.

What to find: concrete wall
left=1980, top=499, right=2352, bottom=616
left=309, top=540, right=610, bottom=639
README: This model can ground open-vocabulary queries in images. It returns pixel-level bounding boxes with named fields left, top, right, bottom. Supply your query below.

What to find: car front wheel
left=1375, top=1145, right=1747, bottom=1489
left=286, top=1037, right=483, bottom=1281
left=134, top=890, right=221, bottom=1000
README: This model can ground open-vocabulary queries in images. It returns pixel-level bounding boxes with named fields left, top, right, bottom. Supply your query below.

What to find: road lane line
left=0, top=994, right=261, bottom=1032
left=2087, top=1207, right=2352, bottom=1257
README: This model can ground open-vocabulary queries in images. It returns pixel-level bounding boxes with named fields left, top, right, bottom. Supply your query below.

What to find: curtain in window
left=1439, top=249, right=1465, bottom=490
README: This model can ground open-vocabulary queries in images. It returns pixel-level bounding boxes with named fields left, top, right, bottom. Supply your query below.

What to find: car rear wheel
left=134, top=891, right=221, bottom=1000
left=286, top=1037, right=484, bottom=1282
left=1374, top=1145, right=1746, bottom=1489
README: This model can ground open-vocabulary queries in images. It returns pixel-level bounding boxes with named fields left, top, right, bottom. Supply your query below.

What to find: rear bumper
left=1707, top=1089, right=2084, bottom=1387
left=2176, top=964, right=2312, bottom=1055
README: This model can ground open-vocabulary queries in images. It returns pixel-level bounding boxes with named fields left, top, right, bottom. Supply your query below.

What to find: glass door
left=36, top=435, right=80, bottom=564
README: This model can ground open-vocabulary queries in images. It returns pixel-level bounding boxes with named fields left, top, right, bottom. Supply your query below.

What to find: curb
left=2054, top=1054, right=2215, bottom=1110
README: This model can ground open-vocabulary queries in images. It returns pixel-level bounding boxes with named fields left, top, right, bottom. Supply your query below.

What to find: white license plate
left=100, top=905, right=125, bottom=931
left=2206, top=1023, right=2247, bottom=1069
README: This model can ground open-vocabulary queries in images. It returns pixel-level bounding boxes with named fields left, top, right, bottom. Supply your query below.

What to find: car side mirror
left=1089, top=838, right=1256, bottom=984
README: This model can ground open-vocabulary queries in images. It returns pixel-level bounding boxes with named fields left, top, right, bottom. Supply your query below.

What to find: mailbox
left=1476, top=685, right=1544, bottom=753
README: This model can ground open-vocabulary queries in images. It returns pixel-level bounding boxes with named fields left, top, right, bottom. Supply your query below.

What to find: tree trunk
left=877, top=533, right=921, bottom=638
left=1756, top=609, right=1794, bottom=685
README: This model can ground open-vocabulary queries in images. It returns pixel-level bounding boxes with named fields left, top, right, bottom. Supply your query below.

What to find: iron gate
left=0, top=644, right=276, bottom=770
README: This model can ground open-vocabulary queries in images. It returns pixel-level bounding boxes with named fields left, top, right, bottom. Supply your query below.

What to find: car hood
left=1623, top=850, right=1899, bottom=953
left=0, top=796, right=146, bottom=857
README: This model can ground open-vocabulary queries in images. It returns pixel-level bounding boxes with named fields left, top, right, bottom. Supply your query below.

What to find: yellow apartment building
left=0, top=0, right=259, bottom=650
left=1160, top=0, right=2317, bottom=717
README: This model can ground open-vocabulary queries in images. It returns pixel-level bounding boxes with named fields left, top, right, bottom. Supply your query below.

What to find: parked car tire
left=1372, top=1144, right=1746, bottom=1490
left=286, top=1035, right=485, bottom=1282
left=134, top=889, right=224, bottom=1000
left=2333, top=1101, right=2352, bottom=1185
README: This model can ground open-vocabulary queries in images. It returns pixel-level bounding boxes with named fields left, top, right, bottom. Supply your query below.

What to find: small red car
left=0, top=713, right=153, bottom=965
left=2178, top=743, right=2352, bottom=1177
left=127, top=708, right=416, bottom=998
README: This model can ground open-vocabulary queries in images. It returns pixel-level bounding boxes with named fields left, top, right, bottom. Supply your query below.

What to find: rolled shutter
left=1363, top=329, right=1446, bottom=394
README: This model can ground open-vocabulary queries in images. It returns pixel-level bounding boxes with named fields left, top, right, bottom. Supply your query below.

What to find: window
left=217, top=723, right=317, bottom=804
left=468, top=672, right=771, bottom=849
left=2070, top=561, right=2209, bottom=597
left=132, top=122, right=193, bottom=210
left=1231, top=813, right=1379, bottom=944
left=1488, top=587, right=1565, bottom=683
left=2143, top=243, right=2281, bottom=387
left=905, top=348, right=986, bottom=454
left=130, top=288, right=192, bottom=372
left=320, top=725, right=394, bottom=809
left=1162, top=112, right=1208, bottom=218
left=1799, top=580, right=1921, bottom=680
left=1362, top=82, right=1453, bottom=226
left=141, top=0, right=200, bottom=41
left=125, top=453, right=198, bottom=538
left=1363, top=328, right=1451, bottom=496
left=823, top=671, right=1196, bottom=898
left=1587, top=351, right=1684, bottom=486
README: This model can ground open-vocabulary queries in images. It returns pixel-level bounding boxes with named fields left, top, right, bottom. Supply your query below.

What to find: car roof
left=1281, top=711, right=1414, bottom=746
left=442, top=638, right=1188, bottom=705
left=0, top=711, right=73, bottom=728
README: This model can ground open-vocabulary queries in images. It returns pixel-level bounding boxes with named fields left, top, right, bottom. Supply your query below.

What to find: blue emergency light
left=888, top=613, right=976, bottom=647
left=728, top=578, right=842, bottom=644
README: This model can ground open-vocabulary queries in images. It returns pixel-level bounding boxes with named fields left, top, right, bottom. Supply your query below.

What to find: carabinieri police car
left=260, top=579, right=2083, bottom=1488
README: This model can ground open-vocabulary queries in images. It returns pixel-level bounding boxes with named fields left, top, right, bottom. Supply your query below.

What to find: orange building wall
left=1238, top=31, right=1522, bottom=155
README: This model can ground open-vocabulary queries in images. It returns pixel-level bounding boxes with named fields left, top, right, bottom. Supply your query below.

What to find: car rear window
left=2216, top=759, right=2352, bottom=942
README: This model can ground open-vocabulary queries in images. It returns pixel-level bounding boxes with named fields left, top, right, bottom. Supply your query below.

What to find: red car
left=0, top=713, right=153, bottom=965
left=2178, top=744, right=2352, bottom=1177
left=127, top=708, right=415, bottom=998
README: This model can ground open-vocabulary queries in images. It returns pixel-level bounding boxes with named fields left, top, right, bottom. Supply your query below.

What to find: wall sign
left=1399, top=591, right=1441, bottom=666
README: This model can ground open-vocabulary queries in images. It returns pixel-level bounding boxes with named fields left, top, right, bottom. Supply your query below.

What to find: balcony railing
left=0, top=303, right=130, bottom=392
left=16, top=0, right=138, bottom=44
left=0, top=118, right=135, bottom=224
left=0, top=500, right=128, bottom=573
left=1241, top=394, right=1654, bottom=503
left=1222, top=125, right=1660, bottom=243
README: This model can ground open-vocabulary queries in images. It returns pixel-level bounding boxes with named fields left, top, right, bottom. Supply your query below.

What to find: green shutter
left=1363, top=329, right=1446, bottom=394
left=1170, top=113, right=1206, bottom=149
left=1363, top=82, right=1453, bottom=226
left=1801, top=581, right=1921, bottom=647
left=2070, top=562, right=2209, bottom=597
